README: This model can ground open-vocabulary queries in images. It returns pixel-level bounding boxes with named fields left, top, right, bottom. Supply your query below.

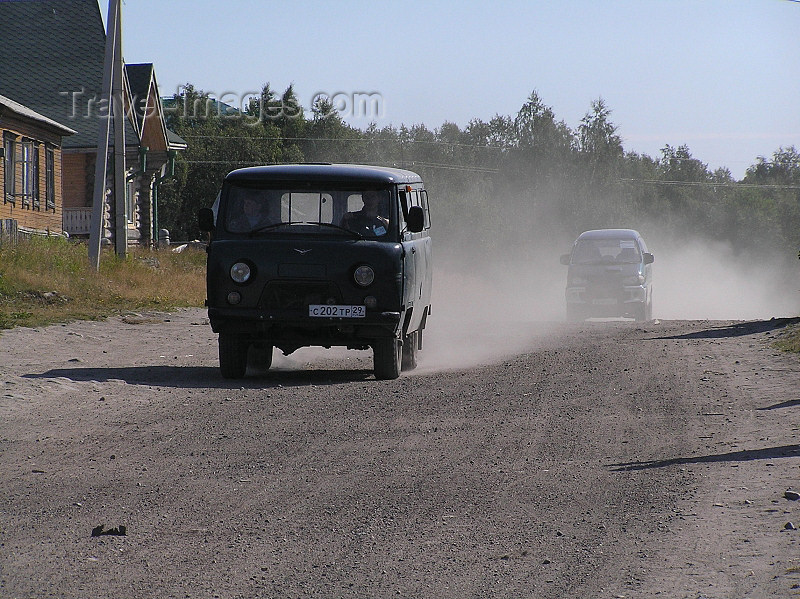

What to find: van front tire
left=373, top=338, right=401, bottom=380
left=401, top=331, right=418, bottom=371
left=219, top=333, right=247, bottom=379
left=247, top=343, right=273, bottom=371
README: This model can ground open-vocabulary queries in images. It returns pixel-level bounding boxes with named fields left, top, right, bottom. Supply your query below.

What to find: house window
left=20, top=139, right=34, bottom=208
left=32, top=144, right=40, bottom=210
left=45, top=147, right=55, bottom=212
left=3, top=134, right=15, bottom=204
left=126, top=177, right=136, bottom=224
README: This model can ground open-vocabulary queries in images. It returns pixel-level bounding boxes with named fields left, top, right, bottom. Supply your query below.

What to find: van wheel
left=219, top=333, right=247, bottom=379
left=247, top=343, right=273, bottom=371
left=401, top=331, right=418, bottom=371
left=373, top=338, right=401, bottom=380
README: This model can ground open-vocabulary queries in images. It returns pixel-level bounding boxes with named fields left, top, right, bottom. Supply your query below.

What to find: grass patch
left=774, top=323, right=800, bottom=354
left=0, top=236, right=206, bottom=330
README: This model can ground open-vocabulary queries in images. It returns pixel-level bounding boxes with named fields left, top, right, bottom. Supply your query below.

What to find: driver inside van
left=340, top=190, right=389, bottom=237
left=227, top=191, right=275, bottom=232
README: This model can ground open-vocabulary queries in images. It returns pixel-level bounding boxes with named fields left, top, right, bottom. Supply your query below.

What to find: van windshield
left=572, top=239, right=641, bottom=264
left=222, top=184, right=394, bottom=240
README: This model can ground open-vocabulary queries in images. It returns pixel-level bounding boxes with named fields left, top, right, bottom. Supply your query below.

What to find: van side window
left=398, top=187, right=425, bottom=237
left=397, top=187, right=409, bottom=222
left=420, top=190, right=431, bottom=229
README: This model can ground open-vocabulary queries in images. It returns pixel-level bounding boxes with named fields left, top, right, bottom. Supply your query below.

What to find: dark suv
left=559, top=229, right=654, bottom=322
left=198, top=164, right=433, bottom=380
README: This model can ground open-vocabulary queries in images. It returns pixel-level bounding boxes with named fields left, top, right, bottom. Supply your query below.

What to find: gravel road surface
left=1, top=309, right=799, bottom=598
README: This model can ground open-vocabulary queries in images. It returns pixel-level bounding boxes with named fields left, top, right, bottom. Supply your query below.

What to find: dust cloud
left=418, top=247, right=568, bottom=372
left=253, top=235, right=800, bottom=375
left=419, top=235, right=800, bottom=372
left=647, top=237, right=800, bottom=321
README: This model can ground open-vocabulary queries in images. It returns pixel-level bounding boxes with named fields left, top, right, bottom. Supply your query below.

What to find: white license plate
left=308, top=304, right=366, bottom=318
left=592, top=298, right=618, bottom=305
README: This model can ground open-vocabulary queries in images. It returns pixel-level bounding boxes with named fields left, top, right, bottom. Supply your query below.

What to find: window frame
left=20, top=139, right=34, bottom=208
left=3, top=133, right=16, bottom=205
left=45, top=146, right=55, bottom=212
left=32, top=143, right=40, bottom=210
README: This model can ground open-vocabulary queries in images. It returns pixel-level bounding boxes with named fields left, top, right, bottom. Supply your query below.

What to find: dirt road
left=1, top=309, right=799, bottom=598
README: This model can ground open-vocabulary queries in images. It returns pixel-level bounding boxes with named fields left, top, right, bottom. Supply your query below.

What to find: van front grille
left=260, top=281, right=342, bottom=310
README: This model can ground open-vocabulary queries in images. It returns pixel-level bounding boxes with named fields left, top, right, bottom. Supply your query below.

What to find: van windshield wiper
left=247, top=221, right=364, bottom=239
left=249, top=221, right=292, bottom=234
left=305, top=222, right=364, bottom=239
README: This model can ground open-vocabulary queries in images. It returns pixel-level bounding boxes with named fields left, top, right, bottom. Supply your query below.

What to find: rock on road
left=1, top=309, right=799, bottom=598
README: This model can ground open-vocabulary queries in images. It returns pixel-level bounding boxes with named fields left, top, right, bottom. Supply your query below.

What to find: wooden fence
left=0, top=219, right=19, bottom=246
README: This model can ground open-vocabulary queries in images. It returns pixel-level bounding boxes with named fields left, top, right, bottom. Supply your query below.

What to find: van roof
left=225, top=163, right=424, bottom=186
left=577, top=228, right=641, bottom=240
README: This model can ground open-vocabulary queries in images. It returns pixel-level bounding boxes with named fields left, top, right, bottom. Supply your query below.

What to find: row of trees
left=160, top=84, right=800, bottom=262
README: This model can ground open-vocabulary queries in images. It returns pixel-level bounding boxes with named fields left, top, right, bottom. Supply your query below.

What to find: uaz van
left=559, top=229, right=653, bottom=322
left=198, top=164, right=433, bottom=380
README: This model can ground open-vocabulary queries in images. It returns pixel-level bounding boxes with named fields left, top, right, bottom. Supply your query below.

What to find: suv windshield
left=572, top=238, right=641, bottom=264
left=223, top=184, right=394, bottom=240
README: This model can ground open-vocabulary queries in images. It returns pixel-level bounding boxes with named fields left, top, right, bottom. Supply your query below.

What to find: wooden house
left=1, top=94, right=75, bottom=238
left=0, top=0, right=186, bottom=246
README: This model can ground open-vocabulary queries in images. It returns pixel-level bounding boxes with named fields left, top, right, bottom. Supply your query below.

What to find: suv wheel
left=219, top=333, right=247, bottom=379
left=373, top=338, right=401, bottom=380
left=634, top=304, right=649, bottom=323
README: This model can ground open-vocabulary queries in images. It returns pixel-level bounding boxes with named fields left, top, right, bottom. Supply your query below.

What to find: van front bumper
left=208, top=306, right=402, bottom=344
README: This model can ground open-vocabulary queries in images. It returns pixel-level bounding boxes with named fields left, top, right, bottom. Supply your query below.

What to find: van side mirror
left=198, top=207, right=215, bottom=232
left=559, top=253, right=571, bottom=265
left=407, top=206, right=425, bottom=233
left=643, top=252, right=654, bottom=265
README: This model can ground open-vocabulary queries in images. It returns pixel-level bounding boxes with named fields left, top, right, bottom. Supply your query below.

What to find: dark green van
left=198, top=164, right=433, bottom=380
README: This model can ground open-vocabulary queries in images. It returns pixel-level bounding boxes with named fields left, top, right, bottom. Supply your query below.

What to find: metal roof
left=225, top=164, right=424, bottom=185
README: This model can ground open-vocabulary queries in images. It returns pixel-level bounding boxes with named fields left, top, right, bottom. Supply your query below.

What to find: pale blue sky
left=106, top=0, right=799, bottom=179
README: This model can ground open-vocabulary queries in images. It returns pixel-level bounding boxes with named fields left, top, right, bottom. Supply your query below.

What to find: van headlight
left=623, top=274, right=645, bottom=286
left=353, top=265, right=375, bottom=287
left=230, top=262, right=251, bottom=284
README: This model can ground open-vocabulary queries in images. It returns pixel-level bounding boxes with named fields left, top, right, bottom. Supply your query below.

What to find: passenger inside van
left=340, top=190, right=390, bottom=237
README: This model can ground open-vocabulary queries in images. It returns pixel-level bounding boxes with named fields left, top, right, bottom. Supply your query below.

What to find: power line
left=179, top=134, right=799, bottom=167
left=177, top=160, right=799, bottom=187
left=181, top=159, right=499, bottom=173
left=619, top=178, right=800, bottom=190
left=179, top=134, right=507, bottom=151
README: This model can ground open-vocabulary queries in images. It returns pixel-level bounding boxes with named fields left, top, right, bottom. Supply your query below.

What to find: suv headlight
left=570, top=276, right=588, bottom=286
left=230, top=262, right=251, bottom=284
left=353, top=265, right=375, bottom=287
left=623, top=274, right=645, bottom=286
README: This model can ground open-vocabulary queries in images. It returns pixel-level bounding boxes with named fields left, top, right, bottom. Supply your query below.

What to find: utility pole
left=112, top=0, right=126, bottom=258
left=88, top=0, right=126, bottom=268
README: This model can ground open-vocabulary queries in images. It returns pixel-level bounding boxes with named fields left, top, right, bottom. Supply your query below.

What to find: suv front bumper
left=565, top=285, right=647, bottom=315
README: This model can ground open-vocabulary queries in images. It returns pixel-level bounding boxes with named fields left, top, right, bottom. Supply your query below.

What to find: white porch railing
left=62, top=208, right=92, bottom=236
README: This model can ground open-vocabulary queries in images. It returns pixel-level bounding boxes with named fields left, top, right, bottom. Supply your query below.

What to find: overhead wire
left=176, top=134, right=800, bottom=186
